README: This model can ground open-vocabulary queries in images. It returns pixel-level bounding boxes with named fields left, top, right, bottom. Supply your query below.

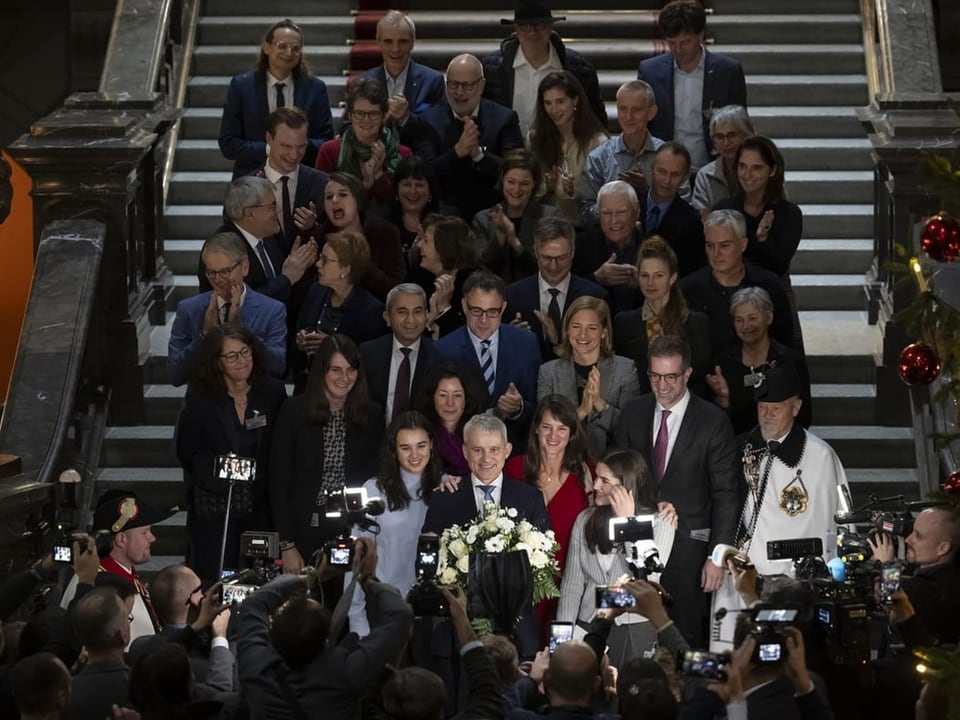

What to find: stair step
left=202, top=0, right=354, bottom=16
left=847, top=469, right=922, bottom=502
left=811, top=426, right=916, bottom=469
left=174, top=140, right=234, bottom=172
left=774, top=139, right=874, bottom=171
left=798, top=204, right=873, bottom=239
left=792, top=239, right=873, bottom=275
left=197, top=16, right=354, bottom=46
left=750, top=106, right=866, bottom=139
left=101, top=426, right=176, bottom=468
left=165, top=205, right=225, bottom=242
left=792, top=275, right=865, bottom=312
left=810, top=383, right=876, bottom=426
left=784, top=171, right=873, bottom=204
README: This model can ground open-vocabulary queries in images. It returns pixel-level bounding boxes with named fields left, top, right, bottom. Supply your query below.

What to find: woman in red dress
left=504, top=394, right=592, bottom=641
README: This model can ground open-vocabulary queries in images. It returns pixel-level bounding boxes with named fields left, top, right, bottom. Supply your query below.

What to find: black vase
left=468, top=550, right=533, bottom=634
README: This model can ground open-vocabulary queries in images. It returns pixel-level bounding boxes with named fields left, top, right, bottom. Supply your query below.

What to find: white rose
left=439, top=567, right=458, bottom=585
left=448, top=539, right=468, bottom=559
left=485, top=536, right=505, bottom=553
left=506, top=507, right=518, bottom=518
left=530, top=549, right=549, bottom=569
left=457, top=555, right=470, bottom=574
left=515, top=542, right=531, bottom=554
left=496, top=517, right=515, bottom=533
left=485, top=516, right=499, bottom=533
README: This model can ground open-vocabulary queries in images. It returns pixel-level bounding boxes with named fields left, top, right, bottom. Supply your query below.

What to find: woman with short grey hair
left=692, top=105, right=753, bottom=211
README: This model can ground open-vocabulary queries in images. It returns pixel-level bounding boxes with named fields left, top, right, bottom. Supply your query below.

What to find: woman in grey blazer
left=557, top=449, right=675, bottom=667
left=538, top=296, right=642, bottom=458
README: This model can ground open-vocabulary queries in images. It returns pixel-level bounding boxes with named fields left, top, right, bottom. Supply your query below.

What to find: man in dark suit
left=69, top=588, right=131, bottom=720
left=505, top=216, right=609, bottom=360
left=360, top=11, right=445, bottom=126
left=573, top=180, right=642, bottom=315
left=169, top=232, right=287, bottom=386
left=202, top=176, right=317, bottom=306
left=640, top=142, right=706, bottom=277
left=614, top=335, right=738, bottom=647
left=422, top=414, right=549, bottom=660
left=401, top=54, right=524, bottom=221
left=638, top=0, right=747, bottom=173
left=433, top=270, right=541, bottom=452
left=680, top=209, right=794, bottom=356
left=218, top=19, right=334, bottom=177
left=360, top=283, right=435, bottom=426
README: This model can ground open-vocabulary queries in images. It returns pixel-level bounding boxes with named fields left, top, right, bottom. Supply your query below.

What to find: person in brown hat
left=60, top=491, right=177, bottom=645
left=481, top=0, right=606, bottom=136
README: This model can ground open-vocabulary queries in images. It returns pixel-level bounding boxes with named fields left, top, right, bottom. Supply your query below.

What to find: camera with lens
left=609, top=514, right=667, bottom=583
left=747, top=605, right=800, bottom=664
left=219, top=531, right=281, bottom=603
left=317, top=487, right=385, bottom=566
left=406, top=534, right=449, bottom=617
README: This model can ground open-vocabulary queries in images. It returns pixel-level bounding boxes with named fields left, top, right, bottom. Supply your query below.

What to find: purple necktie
left=653, top=409, right=671, bottom=483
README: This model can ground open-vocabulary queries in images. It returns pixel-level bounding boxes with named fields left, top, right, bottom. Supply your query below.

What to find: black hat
left=501, top=1, right=565, bottom=25
left=92, top=490, right=177, bottom=534
left=754, top=365, right=803, bottom=403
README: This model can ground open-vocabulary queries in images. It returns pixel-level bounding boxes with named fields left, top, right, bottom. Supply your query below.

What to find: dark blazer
left=401, top=99, right=524, bottom=221
left=572, top=226, right=643, bottom=315
left=612, top=308, right=712, bottom=396
left=268, top=395, right=385, bottom=557
left=250, top=164, right=330, bottom=245
left=474, top=201, right=559, bottom=283
left=433, top=324, right=541, bottom=451
left=679, top=676, right=832, bottom=720
left=359, top=333, right=435, bottom=423
left=639, top=193, right=707, bottom=277
left=638, top=49, right=747, bottom=158
left=361, top=60, right=445, bottom=116
left=715, top=197, right=803, bottom=277
left=505, top=272, right=610, bottom=360
left=614, top=391, right=738, bottom=647
left=219, top=71, right=334, bottom=178
left=294, top=284, right=389, bottom=389
left=199, top=222, right=294, bottom=303
left=168, top=289, right=287, bottom=387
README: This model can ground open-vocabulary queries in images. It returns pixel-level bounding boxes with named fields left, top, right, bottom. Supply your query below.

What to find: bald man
left=400, top=53, right=524, bottom=221
left=507, top=640, right=601, bottom=719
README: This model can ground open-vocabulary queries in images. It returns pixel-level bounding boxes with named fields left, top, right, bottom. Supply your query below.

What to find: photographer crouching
left=864, top=505, right=960, bottom=719
left=235, top=536, right=413, bottom=720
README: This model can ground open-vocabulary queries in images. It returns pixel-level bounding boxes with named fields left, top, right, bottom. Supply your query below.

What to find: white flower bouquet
left=437, top=502, right=561, bottom=604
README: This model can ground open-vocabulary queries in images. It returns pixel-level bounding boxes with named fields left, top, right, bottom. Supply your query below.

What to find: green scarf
left=337, top=126, right=402, bottom=180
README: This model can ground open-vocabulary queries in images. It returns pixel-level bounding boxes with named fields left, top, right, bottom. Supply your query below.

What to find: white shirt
left=473, top=474, right=504, bottom=512
left=672, top=47, right=708, bottom=172
left=263, top=162, right=299, bottom=229
left=653, top=389, right=692, bottom=471
left=538, top=273, right=572, bottom=315
left=385, top=336, right=422, bottom=422
left=512, top=44, right=562, bottom=137
left=216, top=284, right=248, bottom=319
left=235, top=225, right=276, bottom=278
left=266, top=72, right=292, bottom=114
left=384, top=62, right=410, bottom=98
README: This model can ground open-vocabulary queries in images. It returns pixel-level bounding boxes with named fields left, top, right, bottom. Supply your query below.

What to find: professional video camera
left=609, top=513, right=666, bottom=580
left=406, top=533, right=449, bottom=617
left=319, top=487, right=385, bottom=566
left=220, top=531, right=281, bottom=605
left=747, top=605, right=800, bottom=664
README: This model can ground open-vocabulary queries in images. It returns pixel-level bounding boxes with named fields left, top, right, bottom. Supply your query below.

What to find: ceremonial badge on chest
left=742, top=442, right=764, bottom=491
left=779, top=471, right=808, bottom=517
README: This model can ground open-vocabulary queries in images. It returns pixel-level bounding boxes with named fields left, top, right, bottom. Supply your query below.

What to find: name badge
left=743, top=371, right=763, bottom=388
left=245, top=412, right=267, bottom=430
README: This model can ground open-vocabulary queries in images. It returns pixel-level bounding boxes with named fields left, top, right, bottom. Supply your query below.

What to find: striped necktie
left=480, top=339, right=495, bottom=397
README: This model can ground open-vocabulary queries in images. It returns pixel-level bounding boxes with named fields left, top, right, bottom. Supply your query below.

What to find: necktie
left=276, top=82, right=286, bottom=109
left=646, top=204, right=661, bottom=234
left=653, top=409, right=671, bottom=483
left=392, top=347, right=412, bottom=419
left=256, top=240, right=276, bottom=279
left=478, top=484, right=496, bottom=508
left=280, top=176, right=295, bottom=240
left=547, top=288, right=562, bottom=338
left=219, top=302, right=232, bottom=325
left=480, top=339, right=495, bottom=398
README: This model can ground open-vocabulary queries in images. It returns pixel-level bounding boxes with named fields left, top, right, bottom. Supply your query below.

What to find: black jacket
left=482, top=33, right=607, bottom=126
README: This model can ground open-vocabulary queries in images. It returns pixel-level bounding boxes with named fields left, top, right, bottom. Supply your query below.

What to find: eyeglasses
left=272, top=41, right=302, bottom=54
left=184, top=584, right=203, bottom=606
left=538, top=252, right=570, bottom=265
left=711, top=131, right=743, bottom=144
left=446, top=79, right=482, bottom=92
left=647, top=371, right=685, bottom=384
left=351, top=109, right=384, bottom=121
left=248, top=201, right=277, bottom=211
left=204, top=260, right=242, bottom=280
left=465, top=304, right=503, bottom=319
left=317, top=253, right=339, bottom=266
left=220, top=347, right=252, bottom=364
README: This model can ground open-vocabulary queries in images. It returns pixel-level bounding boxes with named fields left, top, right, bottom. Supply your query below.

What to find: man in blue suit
left=505, top=216, right=609, bottom=361
left=360, top=11, right=445, bottom=127
left=401, top=54, right=525, bottom=221
left=218, top=19, right=334, bottom=178
left=422, top=414, right=549, bottom=659
left=433, top=270, right=540, bottom=453
left=169, top=233, right=287, bottom=387
left=638, top=0, right=746, bottom=173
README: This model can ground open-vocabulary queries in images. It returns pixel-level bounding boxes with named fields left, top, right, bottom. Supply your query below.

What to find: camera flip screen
left=53, top=545, right=73, bottom=563
left=549, top=622, right=574, bottom=653
left=215, top=455, right=256, bottom=483
left=595, top=585, right=636, bottom=609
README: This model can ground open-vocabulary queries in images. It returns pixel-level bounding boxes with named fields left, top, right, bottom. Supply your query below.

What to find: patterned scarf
left=337, top=126, right=402, bottom=180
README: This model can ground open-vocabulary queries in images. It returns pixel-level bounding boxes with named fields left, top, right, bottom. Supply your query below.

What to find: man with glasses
left=204, top=176, right=318, bottom=306
left=505, top=216, right=609, bottom=360
left=401, top=53, right=524, bottom=221
left=434, top=269, right=540, bottom=452
left=481, top=0, right=605, bottom=136
left=614, top=335, right=738, bottom=648
left=170, top=231, right=286, bottom=386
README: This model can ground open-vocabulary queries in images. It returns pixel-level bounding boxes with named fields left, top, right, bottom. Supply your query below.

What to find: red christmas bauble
left=897, top=342, right=941, bottom=386
left=945, top=471, right=960, bottom=496
left=920, top=213, right=960, bottom=262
